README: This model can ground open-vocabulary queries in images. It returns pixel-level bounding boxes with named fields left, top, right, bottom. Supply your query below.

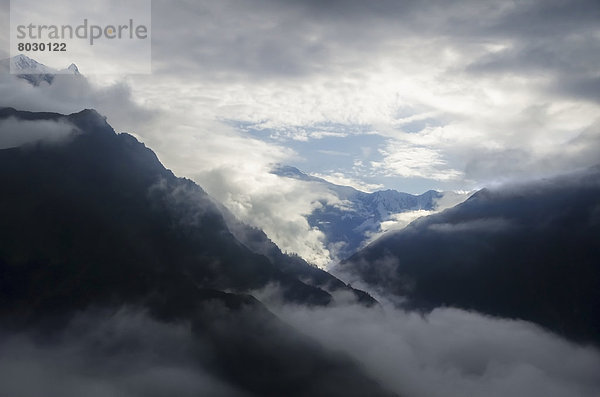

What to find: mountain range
left=1, top=54, right=599, bottom=396
left=0, top=54, right=80, bottom=85
left=0, top=107, right=394, bottom=397
left=273, top=165, right=470, bottom=260
left=1, top=54, right=470, bottom=264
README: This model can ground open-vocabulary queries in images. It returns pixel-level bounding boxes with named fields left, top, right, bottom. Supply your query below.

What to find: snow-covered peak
left=65, top=63, right=80, bottom=75
left=10, top=54, right=54, bottom=74
left=1, top=55, right=83, bottom=86
left=273, top=164, right=474, bottom=262
left=6, top=54, right=81, bottom=75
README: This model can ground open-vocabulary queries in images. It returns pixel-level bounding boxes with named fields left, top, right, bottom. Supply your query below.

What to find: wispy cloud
left=372, top=141, right=463, bottom=181
left=0, top=117, right=76, bottom=149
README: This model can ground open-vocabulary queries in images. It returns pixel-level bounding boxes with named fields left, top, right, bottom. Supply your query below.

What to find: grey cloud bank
left=0, top=116, right=76, bottom=148
left=0, top=308, right=247, bottom=397
left=274, top=301, right=600, bottom=397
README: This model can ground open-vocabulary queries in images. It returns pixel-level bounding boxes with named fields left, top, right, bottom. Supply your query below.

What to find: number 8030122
left=17, top=42, right=66, bottom=51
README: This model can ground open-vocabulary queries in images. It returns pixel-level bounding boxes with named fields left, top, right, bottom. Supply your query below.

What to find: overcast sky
left=1, top=0, right=599, bottom=264
left=140, top=0, right=600, bottom=193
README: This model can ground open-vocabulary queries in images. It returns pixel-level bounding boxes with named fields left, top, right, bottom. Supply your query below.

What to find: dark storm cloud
left=555, top=76, right=600, bottom=103
left=150, top=0, right=331, bottom=78
left=463, top=120, right=600, bottom=182
left=463, top=0, right=600, bottom=102
left=150, top=0, right=600, bottom=101
left=482, top=0, right=600, bottom=39
left=150, top=0, right=434, bottom=78
left=150, top=0, right=424, bottom=78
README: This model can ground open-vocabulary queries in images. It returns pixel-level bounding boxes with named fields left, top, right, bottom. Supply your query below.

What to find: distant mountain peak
left=9, top=54, right=53, bottom=74
left=0, top=55, right=82, bottom=86
left=66, top=63, right=80, bottom=74
left=271, top=164, right=320, bottom=182
left=270, top=164, right=464, bottom=261
left=7, top=54, right=81, bottom=74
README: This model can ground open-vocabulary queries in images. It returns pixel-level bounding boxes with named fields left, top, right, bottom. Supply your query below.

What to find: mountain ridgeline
left=0, top=108, right=395, bottom=397
left=337, top=169, right=600, bottom=345
left=273, top=165, right=447, bottom=260
left=0, top=54, right=81, bottom=86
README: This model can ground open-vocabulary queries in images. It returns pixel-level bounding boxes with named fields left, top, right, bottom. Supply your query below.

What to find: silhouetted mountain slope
left=222, top=212, right=376, bottom=304
left=338, top=169, right=600, bottom=344
left=0, top=107, right=375, bottom=307
left=0, top=108, right=394, bottom=397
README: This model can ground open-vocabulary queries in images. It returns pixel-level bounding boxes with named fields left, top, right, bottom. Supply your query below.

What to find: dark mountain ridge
left=0, top=107, right=394, bottom=397
left=338, top=168, right=600, bottom=345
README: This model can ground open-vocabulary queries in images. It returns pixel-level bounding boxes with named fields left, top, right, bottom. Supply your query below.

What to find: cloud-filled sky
left=142, top=0, right=600, bottom=191
left=1, top=0, right=599, bottom=264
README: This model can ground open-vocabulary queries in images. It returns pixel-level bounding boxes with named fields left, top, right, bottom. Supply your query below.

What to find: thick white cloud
left=273, top=301, right=600, bottom=397
left=311, top=171, right=384, bottom=193
left=0, top=71, right=154, bottom=134
left=372, top=141, right=463, bottom=181
left=197, top=166, right=341, bottom=267
left=364, top=209, right=436, bottom=245
left=363, top=190, right=473, bottom=245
